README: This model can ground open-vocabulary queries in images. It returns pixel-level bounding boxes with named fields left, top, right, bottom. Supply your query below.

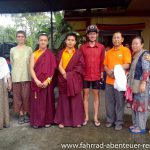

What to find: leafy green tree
left=53, top=12, right=73, bottom=51
left=0, top=25, right=17, bottom=43
left=1, top=12, right=83, bottom=52
left=11, top=13, right=51, bottom=48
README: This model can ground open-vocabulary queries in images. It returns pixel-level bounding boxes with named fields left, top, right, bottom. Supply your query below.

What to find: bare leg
left=83, top=88, right=90, bottom=122
left=92, top=89, right=100, bottom=122
left=19, top=111, right=24, bottom=116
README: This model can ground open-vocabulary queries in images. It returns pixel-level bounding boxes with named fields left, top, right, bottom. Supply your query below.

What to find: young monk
left=30, top=33, right=56, bottom=128
left=54, top=33, right=85, bottom=128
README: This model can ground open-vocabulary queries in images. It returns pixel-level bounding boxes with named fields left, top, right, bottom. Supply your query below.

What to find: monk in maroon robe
left=30, top=33, right=56, bottom=128
left=54, top=33, right=85, bottom=128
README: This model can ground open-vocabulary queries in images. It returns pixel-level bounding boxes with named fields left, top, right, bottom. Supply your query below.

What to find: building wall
left=67, top=17, right=150, bottom=50
left=92, top=17, right=150, bottom=50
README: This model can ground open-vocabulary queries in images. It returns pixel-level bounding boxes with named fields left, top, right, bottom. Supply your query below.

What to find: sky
left=0, top=14, right=14, bottom=27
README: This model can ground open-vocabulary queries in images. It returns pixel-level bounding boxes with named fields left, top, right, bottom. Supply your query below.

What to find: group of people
left=0, top=25, right=150, bottom=134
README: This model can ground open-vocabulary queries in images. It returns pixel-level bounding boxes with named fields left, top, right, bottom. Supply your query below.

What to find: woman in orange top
left=54, top=33, right=85, bottom=128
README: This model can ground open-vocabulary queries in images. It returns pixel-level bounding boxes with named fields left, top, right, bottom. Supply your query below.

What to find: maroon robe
left=54, top=49, right=85, bottom=127
left=30, top=49, right=56, bottom=127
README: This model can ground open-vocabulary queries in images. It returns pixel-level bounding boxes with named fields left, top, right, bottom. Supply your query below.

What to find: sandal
left=83, top=120, right=88, bottom=126
left=94, top=121, right=101, bottom=127
left=130, top=128, right=146, bottom=134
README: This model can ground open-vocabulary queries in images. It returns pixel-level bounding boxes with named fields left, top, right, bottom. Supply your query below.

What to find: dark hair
left=132, top=36, right=144, bottom=44
left=65, top=32, right=77, bottom=41
left=16, top=30, right=26, bottom=38
left=113, top=31, right=123, bottom=37
left=38, top=33, right=49, bottom=40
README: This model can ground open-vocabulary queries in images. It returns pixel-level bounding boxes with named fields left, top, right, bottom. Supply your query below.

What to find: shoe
left=24, top=114, right=30, bottom=123
left=115, top=125, right=123, bottom=131
left=106, top=123, right=114, bottom=128
left=94, top=121, right=101, bottom=127
left=18, top=115, right=24, bottom=124
left=45, top=124, right=51, bottom=128
left=4, top=125, right=10, bottom=128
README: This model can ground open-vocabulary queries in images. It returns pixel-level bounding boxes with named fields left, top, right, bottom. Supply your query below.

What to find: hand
left=144, top=54, right=150, bottom=61
left=42, top=81, right=48, bottom=88
left=106, top=70, right=111, bottom=76
left=101, top=72, right=104, bottom=79
left=139, top=82, right=146, bottom=93
left=107, top=69, right=115, bottom=79
left=63, top=73, right=67, bottom=79
left=35, top=79, right=43, bottom=88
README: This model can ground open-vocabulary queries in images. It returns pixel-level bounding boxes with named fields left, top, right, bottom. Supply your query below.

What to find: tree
left=53, top=12, right=73, bottom=51
left=11, top=12, right=51, bottom=48
left=2, top=12, right=82, bottom=51
left=0, top=25, right=17, bottom=43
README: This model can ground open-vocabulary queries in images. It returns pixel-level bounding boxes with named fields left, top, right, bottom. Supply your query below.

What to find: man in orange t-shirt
left=104, top=32, right=131, bottom=130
